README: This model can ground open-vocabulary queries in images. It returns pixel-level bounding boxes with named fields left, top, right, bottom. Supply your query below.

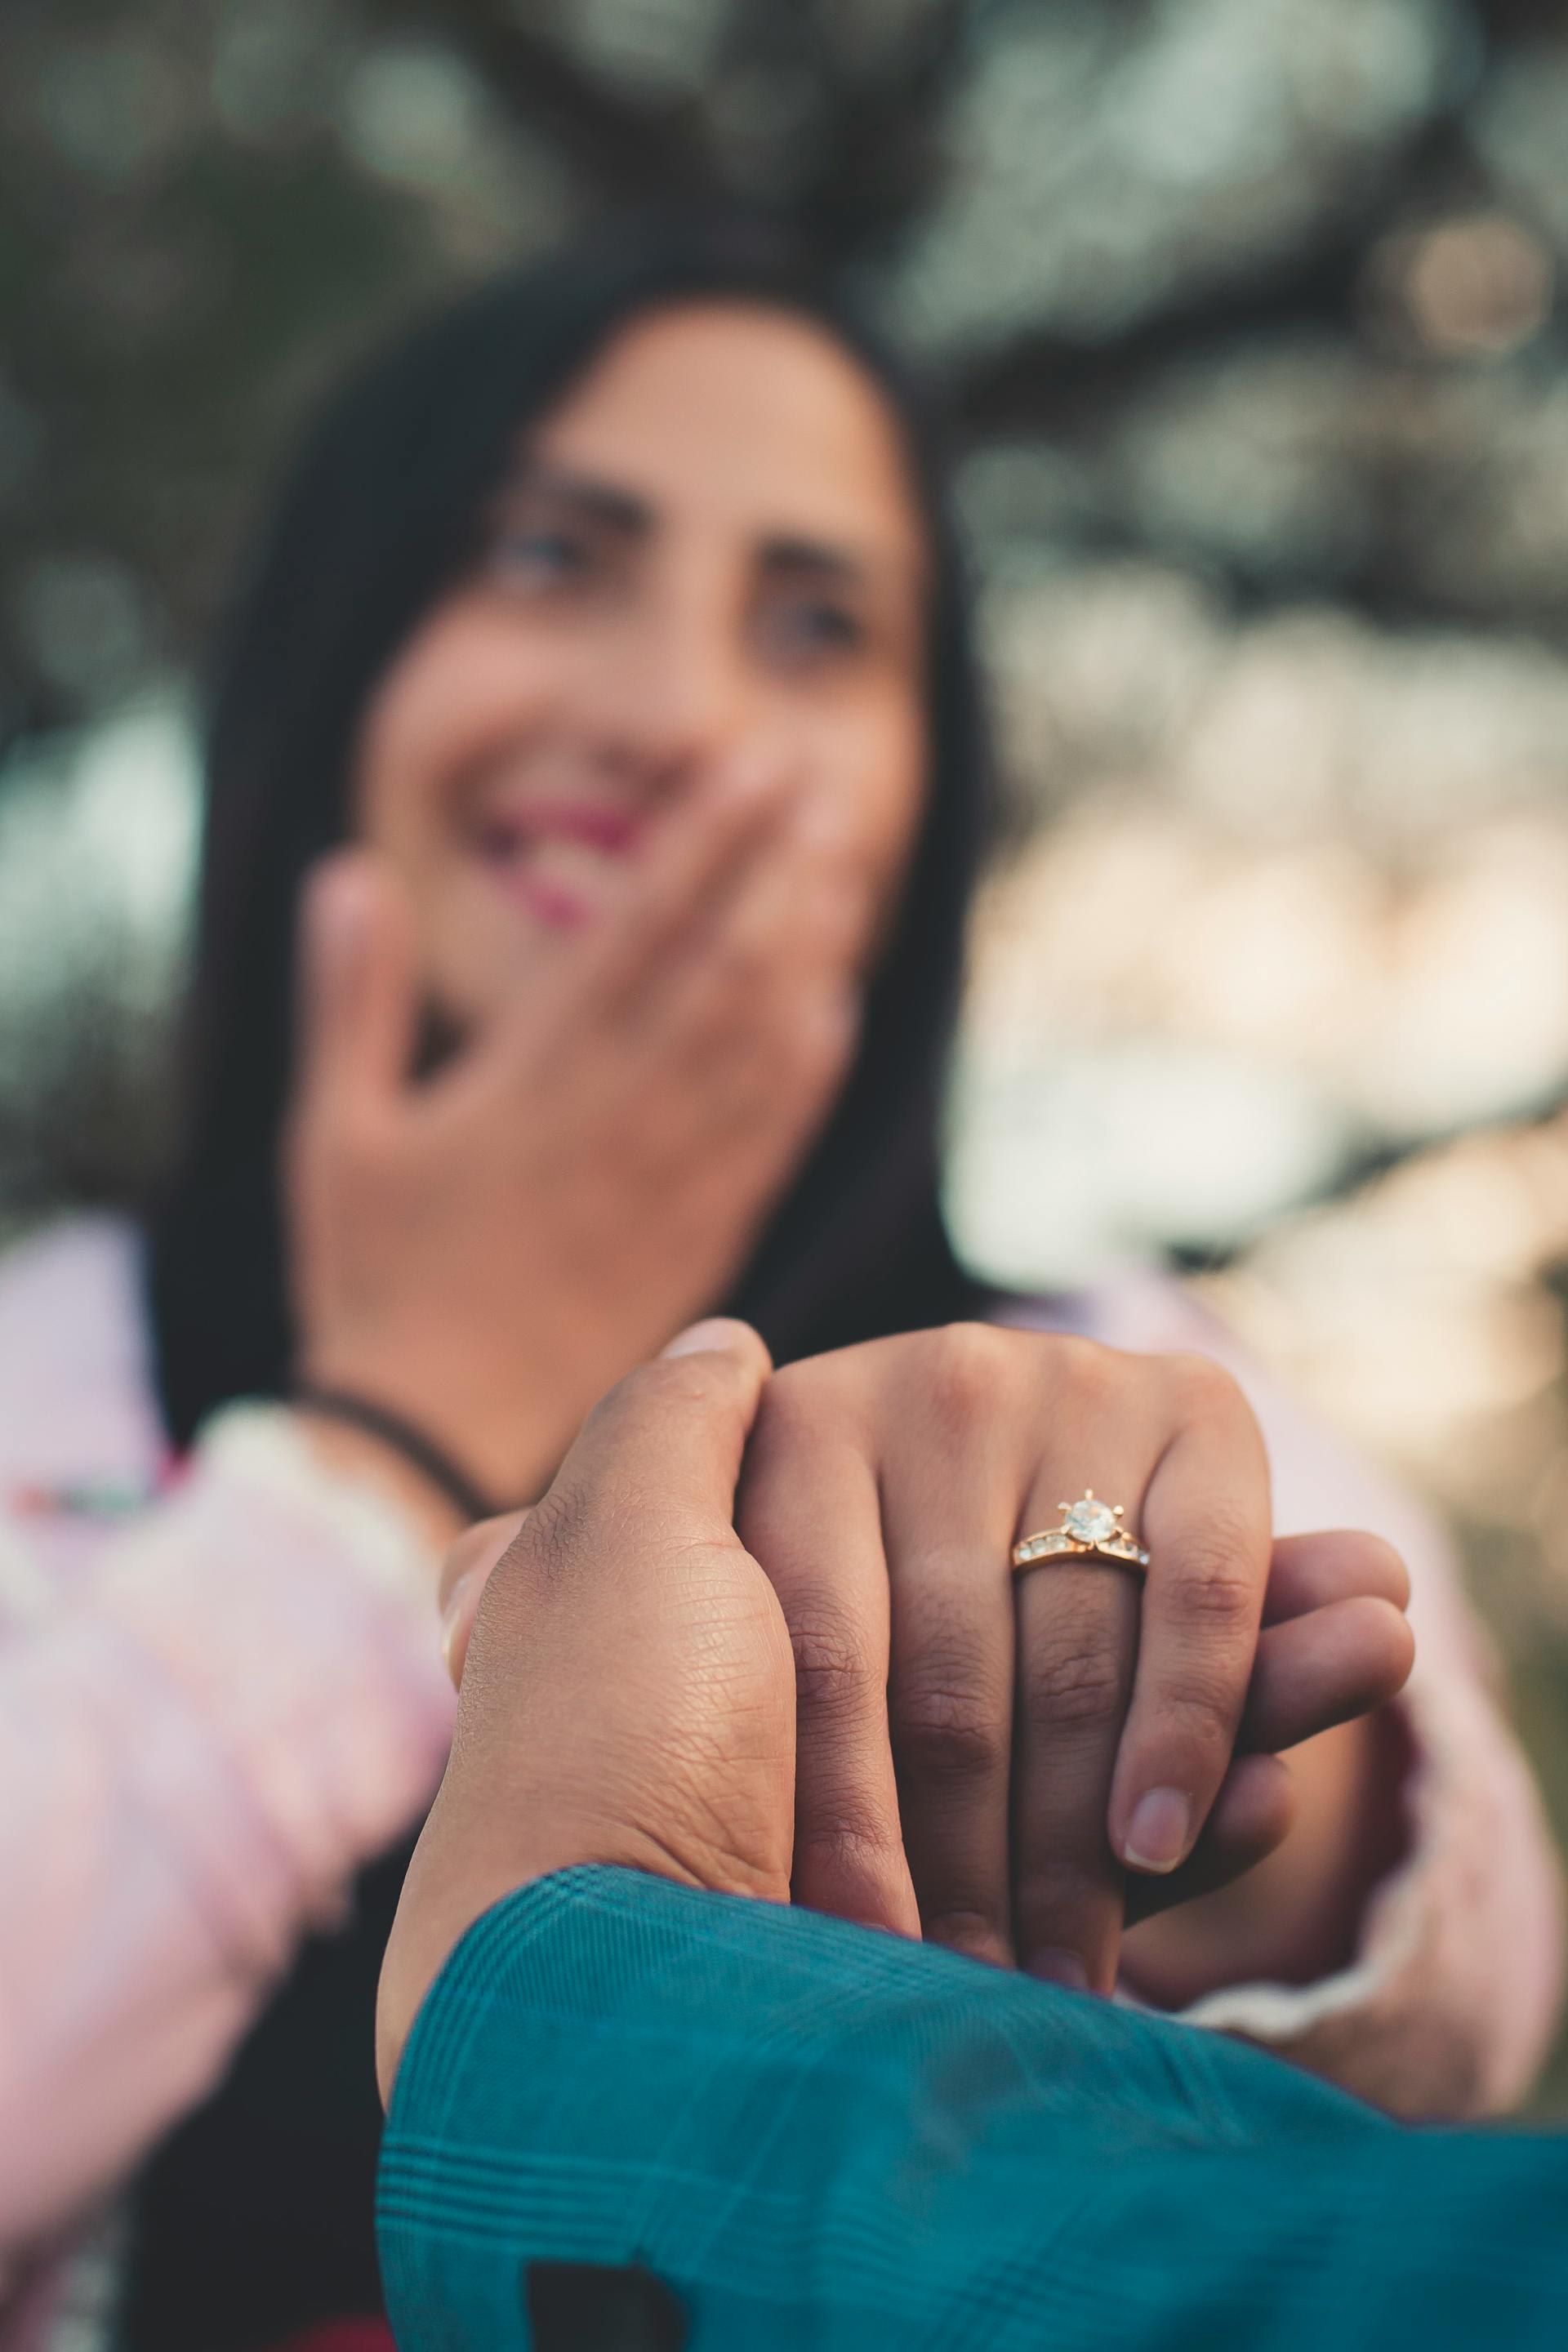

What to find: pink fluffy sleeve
left=0, top=1407, right=456, bottom=2283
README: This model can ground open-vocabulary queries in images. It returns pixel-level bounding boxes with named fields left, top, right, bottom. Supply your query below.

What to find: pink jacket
left=0, top=1218, right=1561, bottom=2334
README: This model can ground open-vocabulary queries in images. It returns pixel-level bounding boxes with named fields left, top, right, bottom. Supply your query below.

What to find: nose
left=575, top=572, right=755, bottom=791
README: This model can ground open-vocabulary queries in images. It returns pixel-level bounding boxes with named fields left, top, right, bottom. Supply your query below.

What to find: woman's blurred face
left=352, top=300, right=930, bottom=1027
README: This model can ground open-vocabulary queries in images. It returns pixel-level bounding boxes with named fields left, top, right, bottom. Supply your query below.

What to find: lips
left=470, top=797, right=642, bottom=929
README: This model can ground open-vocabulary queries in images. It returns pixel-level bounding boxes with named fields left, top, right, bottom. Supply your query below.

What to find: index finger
left=294, top=850, right=418, bottom=1124
left=569, top=753, right=795, bottom=1019
left=448, top=760, right=795, bottom=1110
left=1107, top=1359, right=1272, bottom=1879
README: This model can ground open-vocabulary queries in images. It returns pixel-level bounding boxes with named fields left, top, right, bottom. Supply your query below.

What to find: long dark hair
left=147, top=216, right=991, bottom=1448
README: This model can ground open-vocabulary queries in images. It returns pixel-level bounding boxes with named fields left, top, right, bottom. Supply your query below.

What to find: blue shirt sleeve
left=378, top=1865, right=1568, bottom=2351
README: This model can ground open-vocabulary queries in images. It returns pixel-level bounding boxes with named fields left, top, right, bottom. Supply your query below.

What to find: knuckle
left=1153, top=1671, right=1243, bottom=1753
left=1019, top=1641, right=1127, bottom=1734
left=755, top=1356, right=835, bottom=1430
left=922, top=1908, right=1011, bottom=1965
left=894, top=1675, right=1008, bottom=1788
left=788, top=1602, right=880, bottom=1731
left=1164, top=1539, right=1261, bottom=1635
left=1165, top=1350, right=1250, bottom=1424
left=742, top=1366, right=840, bottom=1477
left=1049, top=1332, right=1122, bottom=1403
left=795, top=1801, right=904, bottom=1880
left=1012, top=1855, right=1099, bottom=1933
left=920, top=1322, right=1015, bottom=1428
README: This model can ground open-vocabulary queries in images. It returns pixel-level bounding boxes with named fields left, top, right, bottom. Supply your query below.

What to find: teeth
left=473, top=823, right=623, bottom=920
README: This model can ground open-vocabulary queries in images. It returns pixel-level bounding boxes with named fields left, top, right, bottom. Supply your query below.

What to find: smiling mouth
left=470, top=800, right=642, bottom=929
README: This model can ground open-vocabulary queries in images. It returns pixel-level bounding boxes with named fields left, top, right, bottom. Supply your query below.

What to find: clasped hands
left=378, top=1318, right=1414, bottom=2097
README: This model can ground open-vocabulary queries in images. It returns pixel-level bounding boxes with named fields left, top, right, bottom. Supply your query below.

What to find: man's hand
left=376, top=1318, right=795, bottom=2101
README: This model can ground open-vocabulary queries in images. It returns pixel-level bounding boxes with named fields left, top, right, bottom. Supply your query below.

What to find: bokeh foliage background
left=2, top=0, right=1567, bottom=2105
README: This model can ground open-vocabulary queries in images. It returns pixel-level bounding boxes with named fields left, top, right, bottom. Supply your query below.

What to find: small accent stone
left=1065, top=1496, right=1117, bottom=1544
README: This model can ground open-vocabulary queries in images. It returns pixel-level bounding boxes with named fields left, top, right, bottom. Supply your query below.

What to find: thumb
left=549, top=1318, right=774, bottom=1557
left=295, top=850, right=419, bottom=1122
left=443, top=1323, right=773, bottom=1684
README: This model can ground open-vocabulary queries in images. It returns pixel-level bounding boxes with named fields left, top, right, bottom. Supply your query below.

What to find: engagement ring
left=1011, top=1490, right=1150, bottom=1575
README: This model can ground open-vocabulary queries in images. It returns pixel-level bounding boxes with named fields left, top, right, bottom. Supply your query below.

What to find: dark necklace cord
left=292, top=1385, right=504, bottom=1526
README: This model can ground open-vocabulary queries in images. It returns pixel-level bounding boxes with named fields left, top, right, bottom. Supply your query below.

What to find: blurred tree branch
left=376, top=0, right=969, bottom=256
left=375, top=0, right=718, bottom=207
left=376, top=0, right=973, bottom=260
left=3, top=0, right=1567, bottom=753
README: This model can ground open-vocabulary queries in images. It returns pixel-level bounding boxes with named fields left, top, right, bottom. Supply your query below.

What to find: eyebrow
left=503, top=458, right=885, bottom=592
left=506, top=460, right=651, bottom=538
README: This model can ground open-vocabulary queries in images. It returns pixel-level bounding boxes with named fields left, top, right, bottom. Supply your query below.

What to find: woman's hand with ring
left=736, top=1325, right=1414, bottom=1993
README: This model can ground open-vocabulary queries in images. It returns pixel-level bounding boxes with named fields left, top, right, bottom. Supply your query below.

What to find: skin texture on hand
left=376, top=1320, right=796, bottom=2102
left=424, top=1321, right=1415, bottom=2031
left=734, top=1326, right=1414, bottom=1993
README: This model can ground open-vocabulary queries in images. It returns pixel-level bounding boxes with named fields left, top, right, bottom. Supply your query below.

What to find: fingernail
left=439, top=1571, right=473, bottom=1681
left=1026, top=1948, right=1090, bottom=1991
left=1123, top=1788, right=1192, bottom=1874
left=662, top=1317, right=745, bottom=1361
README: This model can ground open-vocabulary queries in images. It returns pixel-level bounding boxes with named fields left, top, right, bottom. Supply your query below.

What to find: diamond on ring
left=1011, top=1489, right=1150, bottom=1575
left=1063, top=1494, right=1120, bottom=1545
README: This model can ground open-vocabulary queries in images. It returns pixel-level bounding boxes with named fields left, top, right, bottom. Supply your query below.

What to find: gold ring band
left=1011, top=1490, right=1150, bottom=1575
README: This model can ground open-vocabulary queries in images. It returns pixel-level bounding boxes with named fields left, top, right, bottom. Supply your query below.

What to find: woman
left=0, top=218, right=1558, bottom=2347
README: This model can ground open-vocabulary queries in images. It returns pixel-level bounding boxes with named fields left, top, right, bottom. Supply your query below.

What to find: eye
left=484, top=523, right=594, bottom=590
left=761, top=596, right=868, bottom=663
